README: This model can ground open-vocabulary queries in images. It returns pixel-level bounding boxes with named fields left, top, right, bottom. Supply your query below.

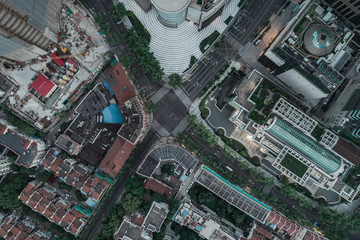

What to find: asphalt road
left=230, top=0, right=282, bottom=45
left=87, top=0, right=161, bottom=99
left=82, top=130, right=159, bottom=240
left=182, top=46, right=235, bottom=101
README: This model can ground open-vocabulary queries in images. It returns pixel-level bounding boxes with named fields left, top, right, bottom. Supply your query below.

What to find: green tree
left=145, top=100, right=156, bottom=113
left=161, top=163, right=174, bottom=176
left=120, top=56, right=132, bottom=68
left=0, top=175, right=29, bottom=209
left=58, top=181, right=72, bottom=191
left=152, top=193, right=164, bottom=203
left=100, top=205, right=122, bottom=238
left=124, top=175, right=144, bottom=196
left=168, top=73, right=182, bottom=88
left=75, top=190, right=87, bottom=202
left=121, top=193, right=142, bottom=213
left=109, top=3, right=127, bottom=20
left=82, top=83, right=93, bottom=93
left=36, top=170, right=52, bottom=182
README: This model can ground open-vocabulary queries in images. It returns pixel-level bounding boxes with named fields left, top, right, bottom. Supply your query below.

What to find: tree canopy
left=0, top=175, right=29, bottom=209
left=168, top=73, right=182, bottom=88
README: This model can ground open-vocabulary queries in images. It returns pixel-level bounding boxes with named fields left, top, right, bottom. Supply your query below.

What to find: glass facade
left=267, top=118, right=342, bottom=173
left=156, top=8, right=188, bottom=26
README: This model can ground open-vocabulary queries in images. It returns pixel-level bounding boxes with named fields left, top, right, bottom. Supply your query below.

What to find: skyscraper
left=0, top=0, right=63, bottom=62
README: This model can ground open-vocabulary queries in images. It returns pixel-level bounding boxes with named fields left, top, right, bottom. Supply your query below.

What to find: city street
left=82, top=130, right=159, bottom=240
left=87, top=0, right=161, bottom=99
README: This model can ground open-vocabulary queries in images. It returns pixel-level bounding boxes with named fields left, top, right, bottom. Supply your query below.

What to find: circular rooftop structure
left=152, top=0, right=191, bottom=12
left=303, top=24, right=335, bottom=56
left=151, top=0, right=191, bottom=27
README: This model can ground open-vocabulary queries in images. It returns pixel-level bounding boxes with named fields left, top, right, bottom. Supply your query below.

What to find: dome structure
left=303, top=24, right=335, bottom=56
left=151, top=0, right=191, bottom=27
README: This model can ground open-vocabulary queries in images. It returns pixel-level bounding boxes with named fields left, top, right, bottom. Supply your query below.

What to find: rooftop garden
left=280, top=154, right=309, bottom=178
left=343, top=166, right=360, bottom=189
left=311, top=124, right=326, bottom=142
left=248, top=79, right=283, bottom=125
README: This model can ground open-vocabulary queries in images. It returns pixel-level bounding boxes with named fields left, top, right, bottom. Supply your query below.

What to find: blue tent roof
left=103, top=81, right=114, bottom=96
left=102, top=104, right=123, bottom=124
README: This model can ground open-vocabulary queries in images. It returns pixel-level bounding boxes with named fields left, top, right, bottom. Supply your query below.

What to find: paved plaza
left=120, top=0, right=241, bottom=74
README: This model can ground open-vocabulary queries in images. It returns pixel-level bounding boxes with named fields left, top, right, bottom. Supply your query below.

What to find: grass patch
left=237, top=0, right=244, bottom=7
left=293, top=18, right=310, bottom=36
left=280, top=154, right=308, bottom=178
left=306, top=4, right=316, bottom=16
left=311, top=124, right=326, bottom=142
left=200, top=31, right=220, bottom=53
left=126, top=11, right=151, bottom=42
left=224, top=16, right=233, bottom=25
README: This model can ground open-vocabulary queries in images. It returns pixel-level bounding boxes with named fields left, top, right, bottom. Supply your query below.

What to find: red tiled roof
left=0, top=125, right=7, bottom=135
left=22, top=140, right=31, bottom=149
left=250, top=225, right=272, bottom=240
left=170, top=175, right=180, bottom=183
left=30, top=74, right=55, bottom=98
left=332, top=137, right=360, bottom=166
left=50, top=158, right=62, bottom=173
left=105, top=62, right=136, bottom=104
left=66, top=59, right=77, bottom=67
left=50, top=53, right=65, bottom=66
left=143, top=178, right=172, bottom=196
left=98, top=137, right=135, bottom=178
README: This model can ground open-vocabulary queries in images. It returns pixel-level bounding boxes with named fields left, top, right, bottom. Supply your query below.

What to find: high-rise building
left=325, top=0, right=360, bottom=29
left=259, top=1, right=353, bottom=102
left=0, top=0, right=63, bottom=62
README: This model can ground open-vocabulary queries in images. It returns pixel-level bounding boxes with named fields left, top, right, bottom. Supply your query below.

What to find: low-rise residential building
left=143, top=178, right=172, bottom=197
left=173, top=200, right=243, bottom=240
left=0, top=211, right=52, bottom=240
left=114, top=201, right=169, bottom=240
left=98, top=136, right=135, bottom=178
left=42, top=148, right=112, bottom=206
left=19, top=181, right=89, bottom=236
left=0, top=119, right=46, bottom=175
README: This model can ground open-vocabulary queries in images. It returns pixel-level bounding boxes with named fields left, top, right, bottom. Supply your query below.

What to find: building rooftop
left=332, top=137, right=360, bottom=166
left=267, top=117, right=342, bottom=174
left=19, top=181, right=88, bottom=236
left=303, top=24, right=335, bottom=56
left=102, top=104, right=123, bottom=124
left=98, top=137, right=135, bottom=178
left=0, top=121, right=44, bottom=168
left=104, top=62, right=136, bottom=104
left=143, top=178, right=172, bottom=196
left=117, top=97, right=143, bottom=144
left=29, top=74, right=56, bottom=98
left=142, top=202, right=168, bottom=233
left=151, top=0, right=191, bottom=12
left=195, top=165, right=271, bottom=223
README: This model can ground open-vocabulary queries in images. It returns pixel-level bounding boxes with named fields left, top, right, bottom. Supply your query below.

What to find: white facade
left=276, top=69, right=328, bottom=100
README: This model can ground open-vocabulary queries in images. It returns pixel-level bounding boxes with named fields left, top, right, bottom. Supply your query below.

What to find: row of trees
left=94, top=13, right=119, bottom=45
left=187, top=115, right=219, bottom=147
left=109, top=3, right=126, bottom=20
left=123, top=28, right=164, bottom=83
left=1, top=107, right=44, bottom=136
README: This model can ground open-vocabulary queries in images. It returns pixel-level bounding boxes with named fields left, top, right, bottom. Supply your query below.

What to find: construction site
left=0, top=0, right=110, bottom=131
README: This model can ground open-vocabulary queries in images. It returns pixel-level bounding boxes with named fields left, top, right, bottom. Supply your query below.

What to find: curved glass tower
left=151, top=0, right=191, bottom=27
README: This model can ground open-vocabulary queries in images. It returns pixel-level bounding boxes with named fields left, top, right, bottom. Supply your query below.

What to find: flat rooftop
left=195, top=165, right=271, bottom=223
left=0, top=125, right=37, bottom=168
